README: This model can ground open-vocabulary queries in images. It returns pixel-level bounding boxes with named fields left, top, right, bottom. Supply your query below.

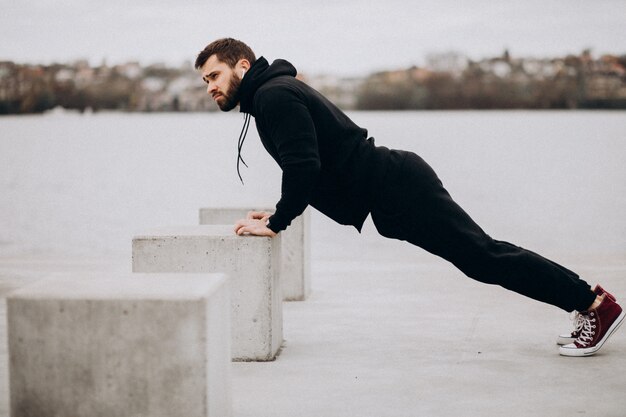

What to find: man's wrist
left=265, top=218, right=279, bottom=234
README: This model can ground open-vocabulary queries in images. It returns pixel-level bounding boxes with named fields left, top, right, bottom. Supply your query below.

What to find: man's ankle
left=588, top=294, right=603, bottom=311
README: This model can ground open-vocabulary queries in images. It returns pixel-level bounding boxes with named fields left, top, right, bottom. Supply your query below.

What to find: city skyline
left=1, top=0, right=625, bottom=76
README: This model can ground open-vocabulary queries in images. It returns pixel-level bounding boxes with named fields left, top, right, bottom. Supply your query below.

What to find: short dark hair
left=195, top=38, right=256, bottom=69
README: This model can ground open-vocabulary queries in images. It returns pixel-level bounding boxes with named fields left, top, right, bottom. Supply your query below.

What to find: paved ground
left=232, top=260, right=626, bottom=417
left=1, top=229, right=625, bottom=417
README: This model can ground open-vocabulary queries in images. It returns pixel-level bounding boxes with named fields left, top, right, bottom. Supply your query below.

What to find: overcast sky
left=1, top=0, right=624, bottom=76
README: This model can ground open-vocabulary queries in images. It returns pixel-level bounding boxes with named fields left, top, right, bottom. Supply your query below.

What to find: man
left=195, top=37, right=624, bottom=357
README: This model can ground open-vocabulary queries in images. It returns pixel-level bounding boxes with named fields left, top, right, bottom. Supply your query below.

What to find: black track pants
left=370, top=150, right=596, bottom=312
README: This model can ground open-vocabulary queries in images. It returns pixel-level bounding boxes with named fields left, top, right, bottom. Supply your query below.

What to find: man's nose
left=207, top=82, right=217, bottom=95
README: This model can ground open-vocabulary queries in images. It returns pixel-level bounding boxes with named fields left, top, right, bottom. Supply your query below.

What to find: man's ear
left=236, top=59, right=251, bottom=72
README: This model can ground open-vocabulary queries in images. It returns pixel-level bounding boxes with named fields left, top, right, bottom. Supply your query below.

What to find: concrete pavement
left=231, top=258, right=626, bottom=417
left=1, top=221, right=625, bottom=417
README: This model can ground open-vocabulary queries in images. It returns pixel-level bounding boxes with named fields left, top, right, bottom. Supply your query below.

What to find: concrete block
left=6, top=272, right=231, bottom=417
left=199, top=207, right=311, bottom=301
left=132, top=225, right=282, bottom=361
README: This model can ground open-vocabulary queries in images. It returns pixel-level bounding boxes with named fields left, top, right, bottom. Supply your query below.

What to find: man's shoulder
left=255, top=76, right=302, bottom=99
left=254, top=77, right=306, bottom=109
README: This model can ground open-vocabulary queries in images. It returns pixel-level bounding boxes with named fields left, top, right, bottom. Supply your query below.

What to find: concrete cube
left=132, top=225, right=282, bottom=361
left=199, top=207, right=311, bottom=301
left=6, top=272, right=231, bottom=417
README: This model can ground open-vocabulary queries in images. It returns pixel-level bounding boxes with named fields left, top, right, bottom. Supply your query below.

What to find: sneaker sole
left=558, top=310, right=625, bottom=357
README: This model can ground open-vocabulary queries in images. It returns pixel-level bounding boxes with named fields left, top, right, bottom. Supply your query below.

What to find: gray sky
left=1, top=0, right=625, bottom=76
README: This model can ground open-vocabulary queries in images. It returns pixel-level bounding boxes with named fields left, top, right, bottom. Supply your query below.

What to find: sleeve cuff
left=267, top=214, right=286, bottom=233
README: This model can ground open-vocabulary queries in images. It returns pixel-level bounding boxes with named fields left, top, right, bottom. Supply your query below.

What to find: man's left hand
left=234, top=218, right=277, bottom=238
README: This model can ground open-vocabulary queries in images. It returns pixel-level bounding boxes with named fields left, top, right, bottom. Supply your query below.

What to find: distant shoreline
left=2, top=50, right=625, bottom=114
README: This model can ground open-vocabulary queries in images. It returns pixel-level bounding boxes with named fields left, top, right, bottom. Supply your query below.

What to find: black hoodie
left=238, top=57, right=390, bottom=233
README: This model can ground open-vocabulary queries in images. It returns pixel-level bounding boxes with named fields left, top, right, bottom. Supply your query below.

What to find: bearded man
left=195, top=37, right=623, bottom=357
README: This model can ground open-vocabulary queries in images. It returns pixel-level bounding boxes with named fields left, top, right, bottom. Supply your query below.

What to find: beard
left=216, top=73, right=242, bottom=112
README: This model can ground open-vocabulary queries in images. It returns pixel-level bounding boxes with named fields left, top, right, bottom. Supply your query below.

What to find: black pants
left=370, top=150, right=595, bottom=312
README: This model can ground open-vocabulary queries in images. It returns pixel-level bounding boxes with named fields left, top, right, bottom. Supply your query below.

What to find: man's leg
left=370, top=150, right=596, bottom=312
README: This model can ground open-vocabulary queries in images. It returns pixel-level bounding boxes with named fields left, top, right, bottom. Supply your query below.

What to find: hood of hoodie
left=238, top=56, right=297, bottom=115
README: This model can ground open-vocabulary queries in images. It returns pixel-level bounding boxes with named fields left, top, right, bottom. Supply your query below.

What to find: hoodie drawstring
left=236, top=113, right=251, bottom=184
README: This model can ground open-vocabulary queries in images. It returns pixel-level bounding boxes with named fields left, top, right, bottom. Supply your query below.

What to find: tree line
left=1, top=50, right=625, bottom=115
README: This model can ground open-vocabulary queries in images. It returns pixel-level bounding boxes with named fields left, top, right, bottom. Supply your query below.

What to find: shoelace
left=570, top=311, right=585, bottom=335
left=574, top=313, right=597, bottom=347
left=236, top=113, right=251, bottom=184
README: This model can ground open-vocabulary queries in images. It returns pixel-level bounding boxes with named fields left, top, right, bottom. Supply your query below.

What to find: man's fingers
left=236, top=224, right=261, bottom=236
left=247, top=211, right=266, bottom=220
left=246, top=211, right=273, bottom=220
left=235, top=221, right=251, bottom=235
left=234, top=219, right=256, bottom=235
left=233, top=219, right=248, bottom=234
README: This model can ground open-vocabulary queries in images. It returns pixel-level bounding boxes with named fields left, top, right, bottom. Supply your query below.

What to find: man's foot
left=556, top=284, right=616, bottom=345
left=559, top=294, right=624, bottom=357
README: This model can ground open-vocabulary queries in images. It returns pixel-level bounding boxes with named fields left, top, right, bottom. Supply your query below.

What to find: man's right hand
left=246, top=211, right=273, bottom=222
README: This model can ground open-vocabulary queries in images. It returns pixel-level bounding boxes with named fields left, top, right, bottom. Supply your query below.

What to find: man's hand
left=246, top=211, right=272, bottom=221
left=234, top=218, right=277, bottom=238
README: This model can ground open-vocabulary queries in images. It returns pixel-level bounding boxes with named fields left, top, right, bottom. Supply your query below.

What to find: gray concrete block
left=199, top=207, right=311, bottom=301
left=132, top=225, right=282, bottom=361
left=6, top=272, right=231, bottom=417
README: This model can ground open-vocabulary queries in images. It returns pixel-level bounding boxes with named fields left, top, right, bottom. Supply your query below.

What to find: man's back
left=239, top=57, right=390, bottom=231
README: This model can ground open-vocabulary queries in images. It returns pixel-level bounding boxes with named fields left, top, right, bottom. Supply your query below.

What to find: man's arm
left=256, top=86, right=321, bottom=234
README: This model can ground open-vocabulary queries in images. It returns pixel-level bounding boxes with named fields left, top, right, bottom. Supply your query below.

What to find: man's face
left=200, top=55, right=243, bottom=112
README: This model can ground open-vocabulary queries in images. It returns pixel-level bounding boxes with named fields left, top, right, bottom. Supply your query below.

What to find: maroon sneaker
left=556, top=284, right=617, bottom=345
left=559, top=294, right=625, bottom=357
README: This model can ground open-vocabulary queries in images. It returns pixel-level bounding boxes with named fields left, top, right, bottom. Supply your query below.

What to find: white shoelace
left=574, top=313, right=597, bottom=347
left=570, top=311, right=585, bottom=335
